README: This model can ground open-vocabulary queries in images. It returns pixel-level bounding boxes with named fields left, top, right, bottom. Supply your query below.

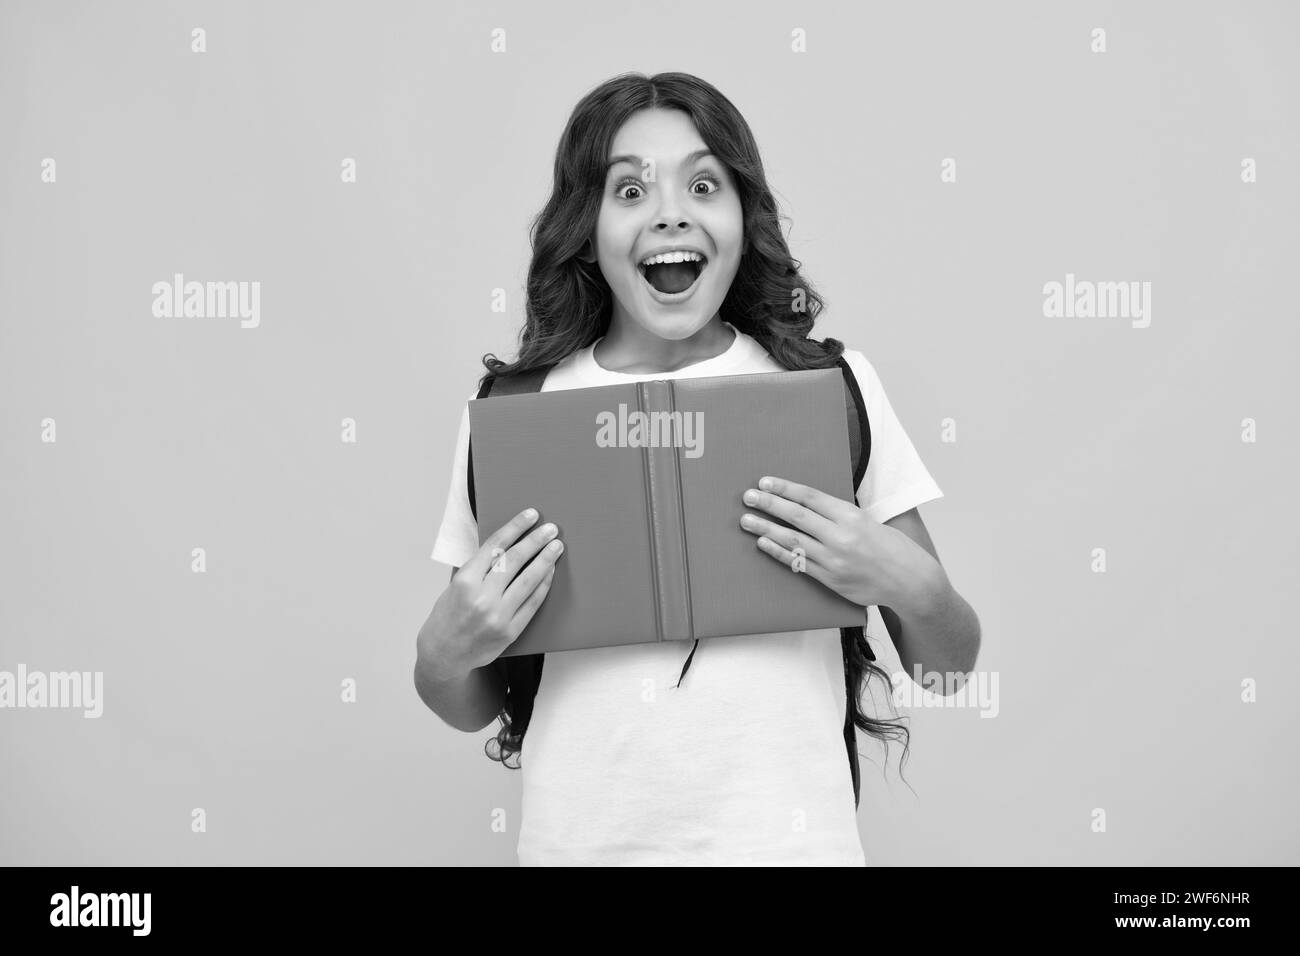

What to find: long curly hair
left=478, top=70, right=911, bottom=786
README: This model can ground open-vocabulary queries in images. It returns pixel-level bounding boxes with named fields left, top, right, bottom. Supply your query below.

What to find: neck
left=594, top=315, right=735, bottom=374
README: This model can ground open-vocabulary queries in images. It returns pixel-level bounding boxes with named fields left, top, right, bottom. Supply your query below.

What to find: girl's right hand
left=417, top=508, right=564, bottom=682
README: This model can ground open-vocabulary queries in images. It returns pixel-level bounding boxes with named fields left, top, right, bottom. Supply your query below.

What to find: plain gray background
left=2, top=0, right=1296, bottom=865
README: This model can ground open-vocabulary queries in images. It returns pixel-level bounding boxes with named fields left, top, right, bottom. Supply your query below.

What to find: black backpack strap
left=835, top=354, right=874, bottom=809
left=835, top=355, right=871, bottom=491
left=466, top=365, right=556, bottom=751
left=842, top=617, right=874, bottom=810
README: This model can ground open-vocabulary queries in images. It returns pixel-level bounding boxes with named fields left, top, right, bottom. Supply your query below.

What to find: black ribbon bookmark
left=675, top=639, right=700, bottom=688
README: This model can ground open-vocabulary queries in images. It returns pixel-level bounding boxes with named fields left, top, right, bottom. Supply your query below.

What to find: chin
left=634, top=309, right=716, bottom=339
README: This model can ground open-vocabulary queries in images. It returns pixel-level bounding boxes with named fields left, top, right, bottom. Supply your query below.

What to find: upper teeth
left=640, top=251, right=705, bottom=267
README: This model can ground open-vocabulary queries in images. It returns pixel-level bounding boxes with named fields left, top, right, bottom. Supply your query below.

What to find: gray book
left=468, top=367, right=867, bottom=656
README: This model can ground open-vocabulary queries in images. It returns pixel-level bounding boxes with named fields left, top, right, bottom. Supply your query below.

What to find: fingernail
left=523, top=508, right=537, bottom=520
left=551, top=540, right=564, bottom=554
left=743, top=490, right=759, bottom=504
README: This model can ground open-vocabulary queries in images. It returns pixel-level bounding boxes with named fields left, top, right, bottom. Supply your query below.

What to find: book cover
left=468, top=368, right=868, bottom=656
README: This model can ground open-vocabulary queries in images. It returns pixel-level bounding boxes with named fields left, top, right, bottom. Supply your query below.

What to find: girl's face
left=592, top=108, right=744, bottom=342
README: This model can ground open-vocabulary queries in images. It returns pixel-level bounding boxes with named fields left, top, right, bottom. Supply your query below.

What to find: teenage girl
left=415, top=72, right=981, bottom=866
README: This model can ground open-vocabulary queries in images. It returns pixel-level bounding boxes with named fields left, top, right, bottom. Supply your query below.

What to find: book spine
left=639, top=380, right=693, bottom=642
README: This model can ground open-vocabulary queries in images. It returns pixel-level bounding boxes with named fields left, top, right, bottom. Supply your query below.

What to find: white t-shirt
left=430, top=321, right=943, bottom=866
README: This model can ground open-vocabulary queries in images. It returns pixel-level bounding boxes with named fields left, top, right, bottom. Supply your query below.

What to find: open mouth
left=638, top=255, right=708, bottom=296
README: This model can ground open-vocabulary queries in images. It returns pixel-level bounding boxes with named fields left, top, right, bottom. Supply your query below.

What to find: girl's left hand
left=739, top=475, right=938, bottom=609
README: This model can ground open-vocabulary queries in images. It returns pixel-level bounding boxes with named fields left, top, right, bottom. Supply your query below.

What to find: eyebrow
left=605, top=148, right=715, bottom=176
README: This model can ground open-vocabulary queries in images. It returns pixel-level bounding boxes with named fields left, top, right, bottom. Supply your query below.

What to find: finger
left=739, top=511, right=832, bottom=567
left=463, top=508, right=541, bottom=580
left=505, top=547, right=561, bottom=632
left=741, top=481, right=841, bottom=542
left=755, top=475, right=858, bottom=525
left=498, top=533, right=563, bottom=610
left=754, top=534, right=834, bottom=589
left=482, top=520, right=560, bottom=596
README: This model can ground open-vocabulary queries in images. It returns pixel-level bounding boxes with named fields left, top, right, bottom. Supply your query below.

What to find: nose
left=652, top=189, right=691, bottom=232
left=653, top=214, right=692, bottom=234
left=655, top=220, right=690, bottom=233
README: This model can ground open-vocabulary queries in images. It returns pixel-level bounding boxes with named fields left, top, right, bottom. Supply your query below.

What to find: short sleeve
left=430, top=390, right=480, bottom=567
left=843, top=350, right=943, bottom=524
